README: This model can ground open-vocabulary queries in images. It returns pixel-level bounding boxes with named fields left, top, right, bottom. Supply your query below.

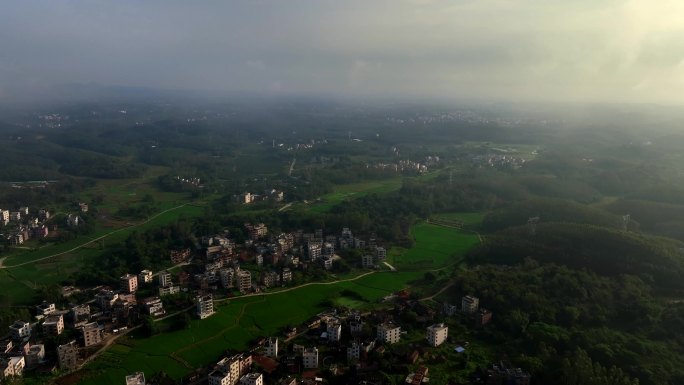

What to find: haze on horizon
left=2, top=0, right=684, bottom=105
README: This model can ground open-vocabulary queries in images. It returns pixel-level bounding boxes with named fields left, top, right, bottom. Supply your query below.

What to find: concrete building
left=376, top=247, right=386, bottom=260
left=159, top=271, right=173, bottom=287
left=138, top=270, right=153, bottom=284
left=215, top=354, right=250, bottom=385
left=476, top=308, right=493, bottom=326
left=196, top=295, right=215, bottom=319
left=57, top=341, right=79, bottom=371
left=302, top=347, right=319, bottom=369
left=1, top=356, right=25, bottom=379
left=307, top=242, right=322, bottom=261
left=426, top=323, right=448, bottom=347
left=238, top=270, right=252, bottom=294
left=72, top=304, right=91, bottom=323
left=240, top=373, right=263, bottom=385
left=462, top=295, right=479, bottom=314
left=125, top=372, right=146, bottom=385
left=25, top=344, right=45, bottom=368
left=349, top=321, right=364, bottom=335
left=377, top=322, right=401, bottom=344
left=35, top=301, right=56, bottom=316
left=264, top=337, right=278, bottom=358
left=120, top=274, right=138, bottom=293
left=220, top=268, right=236, bottom=289
left=361, top=254, right=375, bottom=268
left=327, top=319, right=342, bottom=342
left=82, top=322, right=102, bottom=347
left=347, top=341, right=360, bottom=361
left=158, top=285, right=180, bottom=296
left=141, top=297, right=165, bottom=317
left=42, top=314, right=64, bottom=336
left=9, top=321, right=31, bottom=340
left=0, top=210, right=9, bottom=225
left=281, top=268, right=292, bottom=284
left=208, top=370, right=232, bottom=385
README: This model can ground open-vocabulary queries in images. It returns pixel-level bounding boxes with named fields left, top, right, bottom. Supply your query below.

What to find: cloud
left=1, top=0, right=683, bottom=104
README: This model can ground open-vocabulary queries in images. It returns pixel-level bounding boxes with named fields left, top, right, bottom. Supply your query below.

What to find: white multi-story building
left=302, top=347, right=319, bottom=369
left=196, top=295, right=215, bottom=319
left=327, top=319, right=342, bottom=342
left=9, top=321, right=31, bottom=340
left=377, top=322, right=401, bottom=344
left=1, top=356, right=25, bottom=378
left=349, top=321, right=364, bottom=335
left=461, top=295, right=479, bottom=314
left=0, top=210, right=9, bottom=225
left=42, top=314, right=64, bottom=336
left=138, top=270, right=153, bottom=283
left=376, top=247, right=386, bottom=260
left=264, top=337, right=278, bottom=358
left=426, top=323, right=448, bottom=347
left=36, top=301, right=56, bottom=316
left=240, top=373, right=263, bottom=385
left=120, top=274, right=138, bottom=293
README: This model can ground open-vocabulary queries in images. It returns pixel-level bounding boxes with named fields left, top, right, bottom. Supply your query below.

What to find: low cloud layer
left=2, top=0, right=683, bottom=104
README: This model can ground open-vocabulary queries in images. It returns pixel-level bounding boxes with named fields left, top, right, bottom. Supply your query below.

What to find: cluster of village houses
left=238, top=190, right=285, bottom=205
left=0, top=203, right=87, bottom=246
left=1, top=219, right=528, bottom=384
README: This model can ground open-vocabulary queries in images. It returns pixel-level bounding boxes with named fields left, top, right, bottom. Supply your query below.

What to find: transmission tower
left=622, top=214, right=630, bottom=231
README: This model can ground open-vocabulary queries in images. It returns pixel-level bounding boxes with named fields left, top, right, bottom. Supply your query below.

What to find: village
left=0, top=215, right=529, bottom=385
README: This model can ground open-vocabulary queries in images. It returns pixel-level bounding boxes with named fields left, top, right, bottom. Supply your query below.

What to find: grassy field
left=77, top=219, right=479, bottom=385
left=388, top=222, right=480, bottom=271
left=430, top=212, right=486, bottom=228
left=304, top=177, right=404, bottom=213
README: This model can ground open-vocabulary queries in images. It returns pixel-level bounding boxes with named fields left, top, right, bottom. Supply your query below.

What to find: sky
left=1, top=0, right=684, bottom=104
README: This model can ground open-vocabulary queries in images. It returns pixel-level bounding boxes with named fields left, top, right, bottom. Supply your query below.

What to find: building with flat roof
left=138, top=270, right=153, bottom=284
left=426, top=323, right=448, bottom=347
left=377, top=322, right=401, bottom=344
left=42, top=314, right=64, bottom=336
left=125, top=372, right=146, bottom=385
left=208, top=370, right=231, bottom=385
left=196, top=295, right=215, bottom=319
left=264, top=337, right=278, bottom=358
left=240, top=373, right=263, bottom=385
left=82, top=322, right=102, bottom=347
left=462, top=295, right=479, bottom=314
left=238, top=270, right=252, bottom=294
left=121, top=274, right=139, bottom=293
left=303, top=347, right=319, bottom=369
left=9, top=321, right=31, bottom=340
left=57, top=341, right=79, bottom=371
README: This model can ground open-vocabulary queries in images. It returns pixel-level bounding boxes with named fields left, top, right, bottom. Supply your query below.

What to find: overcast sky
left=1, top=0, right=684, bottom=104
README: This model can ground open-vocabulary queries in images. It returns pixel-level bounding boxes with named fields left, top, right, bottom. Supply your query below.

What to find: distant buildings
left=240, top=372, right=264, bottom=385
left=238, top=270, right=252, bottom=294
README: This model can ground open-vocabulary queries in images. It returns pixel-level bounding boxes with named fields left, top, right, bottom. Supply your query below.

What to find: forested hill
left=469, top=222, right=684, bottom=292
left=481, top=198, right=623, bottom=232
